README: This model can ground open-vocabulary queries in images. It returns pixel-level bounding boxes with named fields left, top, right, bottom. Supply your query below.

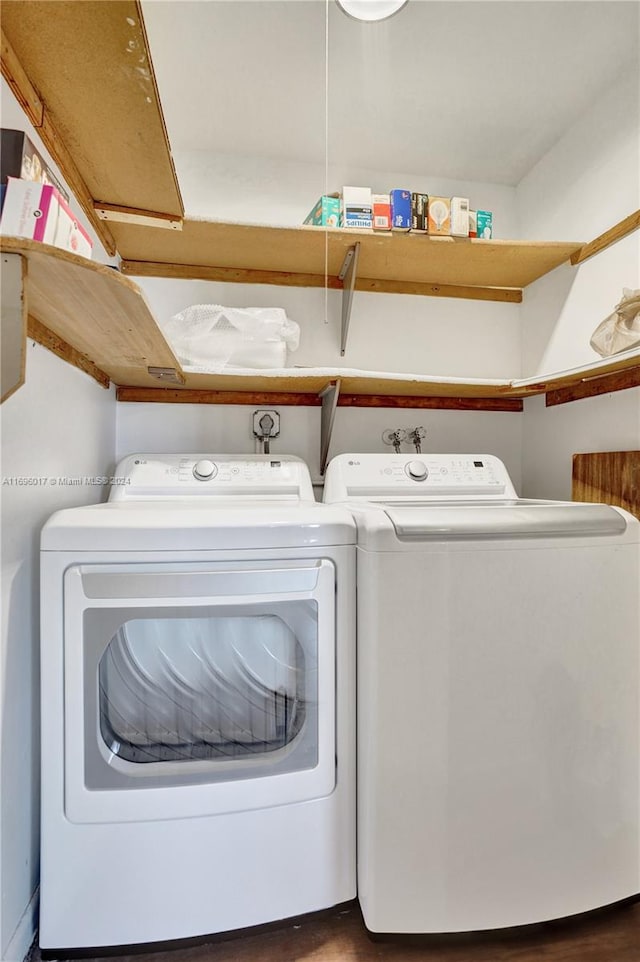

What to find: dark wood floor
left=35, top=898, right=640, bottom=962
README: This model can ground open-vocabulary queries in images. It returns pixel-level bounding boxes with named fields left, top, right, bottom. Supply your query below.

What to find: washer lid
left=41, top=501, right=356, bottom=551
left=384, top=500, right=629, bottom=541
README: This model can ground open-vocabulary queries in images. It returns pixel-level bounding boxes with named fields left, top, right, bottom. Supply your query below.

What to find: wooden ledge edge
left=94, top=203, right=183, bottom=231
left=546, top=365, right=640, bottom=406
left=115, top=386, right=523, bottom=411
left=119, top=259, right=522, bottom=302
left=571, top=210, right=640, bottom=266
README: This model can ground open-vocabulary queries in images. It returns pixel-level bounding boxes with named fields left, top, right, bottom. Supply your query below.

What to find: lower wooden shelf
left=2, top=236, right=639, bottom=415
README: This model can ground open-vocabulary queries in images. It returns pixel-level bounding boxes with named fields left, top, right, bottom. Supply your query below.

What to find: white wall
left=138, top=277, right=521, bottom=380
left=0, top=348, right=115, bottom=962
left=516, top=66, right=640, bottom=499
left=116, top=400, right=523, bottom=491
left=522, top=391, right=640, bottom=502
left=174, top=151, right=518, bottom=237
left=0, top=79, right=117, bottom=962
left=517, top=68, right=640, bottom=378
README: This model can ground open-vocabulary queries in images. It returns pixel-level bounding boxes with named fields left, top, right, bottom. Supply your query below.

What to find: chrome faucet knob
left=408, top=426, right=427, bottom=453
left=382, top=428, right=408, bottom=453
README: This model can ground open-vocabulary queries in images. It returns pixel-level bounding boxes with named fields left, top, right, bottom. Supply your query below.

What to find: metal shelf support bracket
left=319, top=378, right=341, bottom=475
left=339, top=243, right=360, bottom=357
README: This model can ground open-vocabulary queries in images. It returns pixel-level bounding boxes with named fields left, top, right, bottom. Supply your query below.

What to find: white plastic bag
left=160, top=304, right=300, bottom=372
left=590, top=288, right=640, bottom=357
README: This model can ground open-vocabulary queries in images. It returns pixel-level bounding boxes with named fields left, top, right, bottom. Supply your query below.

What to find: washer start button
left=405, top=460, right=428, bottom=481
left=193, top=459, right=218, bottom=481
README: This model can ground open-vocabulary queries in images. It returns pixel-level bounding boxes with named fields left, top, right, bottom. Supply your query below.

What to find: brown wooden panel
left=1, top=27, right=117, bottom=255
left=1, top=0, right=182, bottom=217
left=573, top=451, right=640, bottom=519
left=337, top=394, right=523, bottom=411
left=116, top=387, right=323, bottom=406
left=122, top=257, right=522, bottom=303
left=0, top=238, right=182, bottom=383
left=116, top=387, right=523, bottom=410
left=0, top=26, right=43, bottom=126
left=354, top=278, right=522, bottom=302
left=114, top=219, right=581, bottom=292
left=546, top=366, right=640, bottom=405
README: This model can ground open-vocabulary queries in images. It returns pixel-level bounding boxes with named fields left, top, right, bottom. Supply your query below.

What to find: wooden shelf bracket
left=319, top=379, right=341, bottom=475
left=339, top=243, right=360, bottom=357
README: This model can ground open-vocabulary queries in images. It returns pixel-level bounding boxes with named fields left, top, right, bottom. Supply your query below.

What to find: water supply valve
left=382, top=428, right=408, bottom=454
left=253, top=410, right=280, bottom=454
left=408, top=426, right=427, bottom=453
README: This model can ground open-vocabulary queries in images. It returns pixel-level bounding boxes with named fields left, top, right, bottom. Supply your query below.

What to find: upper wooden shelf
left=115, top=219, right=583, bottom=303
left=0, top=1, right=583, bottom=302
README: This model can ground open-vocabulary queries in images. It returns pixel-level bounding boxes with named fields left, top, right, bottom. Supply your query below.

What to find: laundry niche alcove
left=1, top=0, right=639, bottom=471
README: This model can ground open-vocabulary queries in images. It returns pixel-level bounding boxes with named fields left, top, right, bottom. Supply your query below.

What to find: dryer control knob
left=406, top=460, right=428, bottom=481
left=193, top=459, right=218, bottom=481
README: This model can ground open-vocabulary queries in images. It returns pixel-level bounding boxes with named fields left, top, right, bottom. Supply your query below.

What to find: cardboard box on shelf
left=411, top=193, right=428, bottom=232
left=451, top=197, right=470, bottom=236
left=1, top=128, right=69, bottom=202
left=0, top=177, right=93, bottom=258
left=390, top=189, right=411, bottom=231
left=427, top=197, right=451, bottom=235
left=304, top=194, right=341, bottom=227
left=372, top=193, right=391, bottom=230
left=469, top=210, right=478, bottom=238
left=477, top=210, right=493, bottom=239
left=342, top=186, right=373, bottom=229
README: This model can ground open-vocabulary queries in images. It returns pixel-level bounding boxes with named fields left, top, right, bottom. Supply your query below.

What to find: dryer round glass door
left=63, top=559, right=336, bottom=823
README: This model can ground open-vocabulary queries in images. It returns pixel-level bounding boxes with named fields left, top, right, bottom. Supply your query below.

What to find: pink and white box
left=0, top=176, right=93, bottom=258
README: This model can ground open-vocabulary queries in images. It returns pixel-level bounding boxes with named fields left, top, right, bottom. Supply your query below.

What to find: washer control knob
left=193, top=459, right=217, bottom=481
left=406, top=460, right=428, bottom=481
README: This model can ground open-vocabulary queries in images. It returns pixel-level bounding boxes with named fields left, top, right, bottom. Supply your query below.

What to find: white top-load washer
left=323, top=453, right=640, bottom=935
left=40, top=454, right=356, bottom=951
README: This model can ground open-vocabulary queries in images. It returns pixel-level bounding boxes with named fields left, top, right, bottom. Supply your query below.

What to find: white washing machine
left=40, top=454, right=356, bottom=951
left=324, top=452, right=640, bottom=934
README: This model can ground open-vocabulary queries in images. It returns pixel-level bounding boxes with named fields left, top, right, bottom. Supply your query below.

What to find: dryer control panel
left=109, top=454, right=314, bottom=501
left=323, top=453, right=518, bottom=502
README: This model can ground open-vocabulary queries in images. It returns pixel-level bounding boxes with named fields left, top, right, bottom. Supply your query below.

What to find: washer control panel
left=109, top=454, right=314, bottom=501
left=323, top=453, right=518, bottom=501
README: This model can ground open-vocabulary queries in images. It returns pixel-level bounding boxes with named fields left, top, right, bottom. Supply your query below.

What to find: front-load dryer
left=324, top=452, right=640, bottom=935
left=40, top=454, right=356, bottom=951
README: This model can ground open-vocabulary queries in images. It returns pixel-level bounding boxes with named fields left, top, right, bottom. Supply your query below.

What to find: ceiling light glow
left=336, top=1, right=409, bottom=23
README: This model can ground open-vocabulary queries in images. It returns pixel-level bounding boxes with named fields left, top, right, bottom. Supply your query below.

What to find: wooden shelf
left=116, top=219, right=583, bottom=303
left=0, top=1, right=582, bottom=303
left=0, top=237, right=183, bottom=388
left=3, top=238, right=638, bottom=417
